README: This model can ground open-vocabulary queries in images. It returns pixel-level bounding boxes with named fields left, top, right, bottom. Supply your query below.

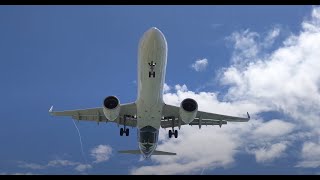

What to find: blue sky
left=1, top=5, right=320, bottom=175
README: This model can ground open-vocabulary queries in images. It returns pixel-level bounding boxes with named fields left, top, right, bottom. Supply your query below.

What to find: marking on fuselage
left=148, top=61, right=156, bottom=78
left=148, top=61, right=156, bottom=70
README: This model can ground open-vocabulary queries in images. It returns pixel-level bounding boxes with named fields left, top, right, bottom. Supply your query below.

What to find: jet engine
left=103, top=96, right=120, bottom=121
left=179, top=98, right=198, bottom=124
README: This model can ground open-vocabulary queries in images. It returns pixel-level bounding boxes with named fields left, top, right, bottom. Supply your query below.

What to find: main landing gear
left=168, top=129, right=178, bottom=138
left=120, top=127, right=129, bottom=136
left=168, top=116, right=178, bottom=139
left=120, top=115, right=130, bottom=136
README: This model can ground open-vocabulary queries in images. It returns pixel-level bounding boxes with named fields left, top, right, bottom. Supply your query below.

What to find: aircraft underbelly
left=136, top=27, right=167, bottom=129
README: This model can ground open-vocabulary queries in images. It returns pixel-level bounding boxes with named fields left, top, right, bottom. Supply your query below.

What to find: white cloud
left=191, top=58, right=208, bottom=72
left=226, top=30, right=260, bottom=66
left=18, top=144, right=113, bottom=174
left=19, top=159, right=92, bottom=174
left=74, top=164, right=92, bottom=172
left=20, top=159, right=81, bottom=170
left=0, top=172, right=35, bottom=175
left=18, top=162, right=46, bottom=170
left=131, top=6, right=320, bottom=174
left=296, top=142, right=320, bottom=168
left=253, top=119, right=295, bottom=138
left=263, top=27, right=281, bottom=48
left=163, top=83, right=171, bottom=93
left=252, top=142, right=288, bottom=163
left=90, top=145, right=112, bottom=163
left=174, top=84, right=188, bottom=92
left=221, top=7, right=320, bottom=129
left=12, top=172, right=35, bottom=175
left=47, top=159, right=79, bottom=167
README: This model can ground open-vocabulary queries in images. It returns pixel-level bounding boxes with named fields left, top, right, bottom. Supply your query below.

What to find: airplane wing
left=161, top=103, right=250, bottom=128
left=49, top=102, right=137, bottom=127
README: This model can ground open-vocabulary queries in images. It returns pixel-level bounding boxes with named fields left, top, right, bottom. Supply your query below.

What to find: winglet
left=49, top=106, right=53, bottom=113
left=247, top=112, right=250, bottom=119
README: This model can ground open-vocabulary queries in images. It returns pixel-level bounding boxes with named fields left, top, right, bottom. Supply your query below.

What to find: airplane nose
left=139, top=27, right=167, bottom=50
left=148, top=27, right=160, bottom=34
left=146, top=27, right=164, bottom=41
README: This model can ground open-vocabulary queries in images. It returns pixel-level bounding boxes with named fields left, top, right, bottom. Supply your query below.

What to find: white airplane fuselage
left=135, top=27, right=167, bottom=158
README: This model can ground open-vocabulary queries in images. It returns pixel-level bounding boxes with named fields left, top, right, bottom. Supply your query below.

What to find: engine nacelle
left=102, top=96, right=120, bottom=121
left=179, top=98, right=198, bottom=124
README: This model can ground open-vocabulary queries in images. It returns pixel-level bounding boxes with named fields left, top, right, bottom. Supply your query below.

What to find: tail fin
left=118, top=150, right=176, bottom=155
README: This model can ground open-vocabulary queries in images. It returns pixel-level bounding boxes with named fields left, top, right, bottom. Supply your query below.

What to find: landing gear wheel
left=125, top=128, right=129, bottom=136
left=169, top=130, right=172, bottom=138
left=120, top=128, right=124, bottom=136
left=174, top=130, right=178, bottom=138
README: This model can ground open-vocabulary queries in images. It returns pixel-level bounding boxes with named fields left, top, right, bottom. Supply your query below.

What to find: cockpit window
left=140, top=131, right=156, bottom=143
left=138, top=126, right=158, bottom=144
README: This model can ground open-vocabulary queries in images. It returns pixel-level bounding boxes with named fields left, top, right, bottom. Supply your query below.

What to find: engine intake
left=179, top=98, right=198, bottom=124
left=103, top=96, right=120, bottom=121
left=104, top=96, right=119, bottom=109
left=182, top=98, right=197, bottom=112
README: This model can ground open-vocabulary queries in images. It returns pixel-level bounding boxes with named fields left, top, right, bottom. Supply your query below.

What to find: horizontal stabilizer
left=153, top=150, right=176, bottom=155
left=118, top=150, right=141, bottom=154
left=118, top=150, right=176, bottom=155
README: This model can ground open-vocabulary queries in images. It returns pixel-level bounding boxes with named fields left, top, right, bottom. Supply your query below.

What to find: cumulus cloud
left=0, top=172, right=35, bottom=175
left=19, top=159, right=90, bottom=173
left=18, top=162, right=46, bottom=170
left=18, top=144, right=113, bottom=174
left=296, top=142, right=320, bottom=168
left=226, top=26, right=281, bottom=66
left=13, top=172, right=35, bottom=175
left=131, top=6, right=320, bottom=174
left=221, top=7, right=320, bottom=129
left=90, top=145, right=112, bottom=163
left=263, top=27, right=281, bottom=47
left=252, top=142, right=288, bottom=163
left=74, top=164, right=92, bottom=172
left=47, top=160, right=79, bottom=167
left=163, top=83, right=171, bottom=93
left=252, top=119, right=295, bottom=138
left=191, top=58, right=208, bottom=72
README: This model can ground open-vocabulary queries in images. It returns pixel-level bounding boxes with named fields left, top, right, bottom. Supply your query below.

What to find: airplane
left=49, top=27, right=250, bottom=158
